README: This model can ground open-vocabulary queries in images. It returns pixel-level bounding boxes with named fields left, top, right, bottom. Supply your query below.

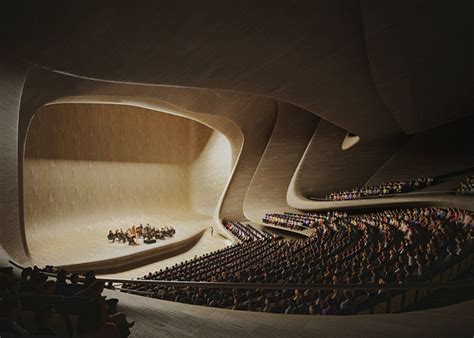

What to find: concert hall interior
left=1, top=1, right=473, bottom=337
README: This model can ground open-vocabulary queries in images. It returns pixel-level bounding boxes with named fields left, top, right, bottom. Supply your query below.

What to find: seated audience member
left=35, top=305, right=57, bottom=336
left=1, top=273, right=20, bottom=297
left=457, top=175, right=474, bottom=194
left=54, top=269, right=69, bottom=296
left=322, top=296, right=339, bottom=315
left=74, top=281, right=133, bottom=337
left=339, top=290, right=355, bottom=314
left=84, top=271, right=97, bottom=288
left=121, top=207, right=472, bottom=316
left=74, top=299, right=120, bottom=338
left=19, top=267, right=34, bottom=292
left=0, top=297, right=30, bottom=336
left=74, top=280, right=105, bottom=299
left=38, top=280, right=56, bottom=295
left=308, top=304, right=321, bottom=315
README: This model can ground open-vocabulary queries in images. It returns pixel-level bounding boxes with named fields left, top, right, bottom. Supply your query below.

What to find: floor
left=99, top=227, right=232, bottom=279
left=106, top=289, right=474, bottom=338
left=26, top=212, right=231, bottom=268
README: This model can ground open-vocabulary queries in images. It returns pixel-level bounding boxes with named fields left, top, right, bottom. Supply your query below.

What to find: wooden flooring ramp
left=106, top=289, right=474, bottom=338
left=58, top=230, right=205, bottom=274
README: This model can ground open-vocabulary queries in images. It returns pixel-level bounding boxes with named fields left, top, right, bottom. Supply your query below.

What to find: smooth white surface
left=105, top=289, right=474, bottom=338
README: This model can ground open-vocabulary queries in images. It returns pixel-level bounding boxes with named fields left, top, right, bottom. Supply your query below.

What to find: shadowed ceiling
left=5, top=0, right=473, bottom=139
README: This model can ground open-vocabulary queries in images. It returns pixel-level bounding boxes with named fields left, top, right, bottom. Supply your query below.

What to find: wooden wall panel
left=14, top=1, right=401, bottom=139
left=26, top=104, right=196, bottom=164
left=0, top=59, right=29, bottom=264
left=12, top=66, right=277, bottom=261
left=361, top=0, right=474, bottom=134
left=23, top=104, right=234, bottom=263
left=289, top=120, right=406, bottom=198
left=243, top=102, right=319, bottom=222
left=190, top=127, right=233, bottom=216
left=366, top=115, right=474, bottom=184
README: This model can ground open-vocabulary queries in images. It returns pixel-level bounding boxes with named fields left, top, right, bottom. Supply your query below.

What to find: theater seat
left=20, top=311, right=69, bottom=337
left=441, top=268, right=451, bottom=282
left=430, top=274, right=442, bottom=293
left=372, top=300, right=388, bottom=314
left=450, top=262, right=460, bottom=280
left=403, top=288, right=418, bottom=308
left=389, top=293, right=403, bottom=313
left=459, top=259, right=467, bottom=274
left=417, top=286, right=429, bottom=302
left=357, top=308, right=371, bottom=315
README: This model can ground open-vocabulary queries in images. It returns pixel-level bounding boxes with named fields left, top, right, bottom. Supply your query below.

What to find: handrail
left=9, top=260, right=473, bottom=291
left=104, top=278, right=474, bottom=291
left=262, top=222, right=314, bottom=232
left=309, top=190, right=472, bottom=201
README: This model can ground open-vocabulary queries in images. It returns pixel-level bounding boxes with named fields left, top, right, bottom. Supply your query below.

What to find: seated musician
left=126, top=233, right=138, bottom=245
left=107, top=230, right=115, bottom=242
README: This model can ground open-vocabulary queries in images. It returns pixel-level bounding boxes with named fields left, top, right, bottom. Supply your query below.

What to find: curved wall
left=18, top=66, right=278, bottom=226
left=289, top=120, right=406, bottom=199
left=361, top=0, right=474, bottom=134
left=366, top=115, right=474, bottom=184
left=2, top=54, right=470, bottom=270
left=243, top=102, right=320, bottom=222
left=0, top=59, right=29, bottom=264
left=13, top=1, right=402, bottom=139
left=23, top=103, right=232, bottom=263
left=190, top=130, right=233, bottom=216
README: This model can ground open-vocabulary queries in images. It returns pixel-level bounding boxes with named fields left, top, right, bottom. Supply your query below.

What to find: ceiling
left=3, top=0, right=473, bottom=138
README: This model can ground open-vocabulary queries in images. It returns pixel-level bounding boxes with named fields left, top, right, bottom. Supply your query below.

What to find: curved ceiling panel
left=11, top=66, right=278, bottom=261
left=288, top=120, right=406, bottom=199
left=11, top=1, right=401, bottom=138
left=361, top=0, right=474, bottom=134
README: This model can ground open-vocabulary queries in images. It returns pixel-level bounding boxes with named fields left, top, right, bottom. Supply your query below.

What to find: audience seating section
left=123, top=207, right=473, bottom=316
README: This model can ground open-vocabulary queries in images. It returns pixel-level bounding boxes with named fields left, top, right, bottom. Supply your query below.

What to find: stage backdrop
left=23, top=103, right=232, bottom=252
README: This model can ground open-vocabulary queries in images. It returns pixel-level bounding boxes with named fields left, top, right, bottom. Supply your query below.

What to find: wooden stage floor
left=25, top=213, right=232, bottom=271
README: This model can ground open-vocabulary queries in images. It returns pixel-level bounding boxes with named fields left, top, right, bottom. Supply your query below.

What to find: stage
left=25, top=213, right=233, bottom=275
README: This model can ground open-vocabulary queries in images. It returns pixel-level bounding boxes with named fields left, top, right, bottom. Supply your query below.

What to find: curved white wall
left=23, top=103, right=233, bottom=263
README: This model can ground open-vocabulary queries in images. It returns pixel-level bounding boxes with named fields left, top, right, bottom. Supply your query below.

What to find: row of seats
left=225, top=222, right=276, bottom=241
left=357, top=252, right=474, bottom=314
left=122, top=207, right=473, bottom=315
left=457, top=175, right=474, bottom=195
left=325, top=177, right=434, bottom=201
left=262, top=211, right=328, bottom=231
left=0, top=267, right=134, bottom=337
left=263, top=211, right=342, bottom=231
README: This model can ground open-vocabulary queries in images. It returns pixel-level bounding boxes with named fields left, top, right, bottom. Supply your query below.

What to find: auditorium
left=1, top=1, right=473, bottom=337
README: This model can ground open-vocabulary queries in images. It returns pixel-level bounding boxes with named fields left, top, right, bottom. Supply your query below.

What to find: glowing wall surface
left=23, top=103, right=232, bottom=263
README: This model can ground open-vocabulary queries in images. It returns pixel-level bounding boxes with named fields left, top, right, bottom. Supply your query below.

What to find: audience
left=2, top=206, right=472, bottom=324
left=0, top=266, right=133, bottom=337
left=0, top=296, right=29, bottom=336
left=123, top=207, right=473, bottom=315
left=457, top=175, right=474, bottom=195
left=324, top=177, right=434, bottom=201
left=74, top=298, right=120, bottom=338
left=225, top=222, right=278, bottom=241
left=263, top=212, right=328, bottom=230
left=35, top=305, right=56, bottom=336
